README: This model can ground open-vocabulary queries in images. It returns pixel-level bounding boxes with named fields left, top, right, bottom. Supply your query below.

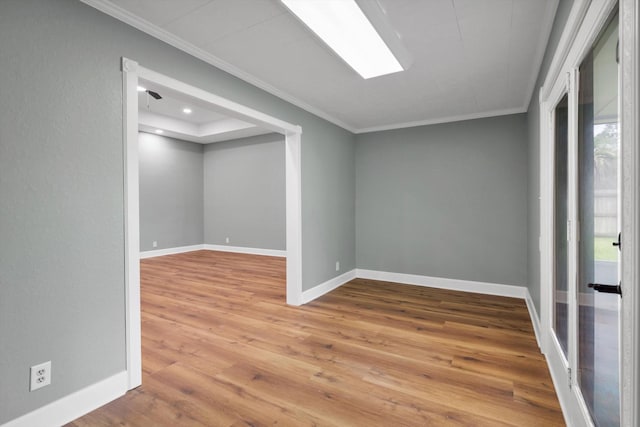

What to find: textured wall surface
left=356, top=114, right=529, bottom=287
left=0, top=0, right=355, bottom=422
left=204, top=133, right=286, bottom=250
left=139, top=132, right=204, bottom=251
left=302, top=119, right=356, bottom=287
left=0, top=1, right=127, bottom=422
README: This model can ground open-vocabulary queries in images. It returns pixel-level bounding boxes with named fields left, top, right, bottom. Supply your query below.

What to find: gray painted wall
left=356, top=114, right=529, bottom=287
left=0, top=0, right=355, bottom=423
left=204, top=133, right=286, bottom=250
left=527, top=0, right=576, bottom=315
left=139, top=132, right=204, bottom=251
left=303, top=120, right=356, bottom=285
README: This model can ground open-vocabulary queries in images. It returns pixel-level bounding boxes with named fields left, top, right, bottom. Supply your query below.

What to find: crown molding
left=354, top=106, right=527, bottom=134
left=83, top=0, right=547, bottom=136
left=80, top=0, right=357, bottom=133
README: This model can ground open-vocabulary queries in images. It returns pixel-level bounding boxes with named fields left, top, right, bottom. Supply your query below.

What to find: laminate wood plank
left=317, top=291, right=533, bottom=332
left=67, top=250, right=564, bottom=426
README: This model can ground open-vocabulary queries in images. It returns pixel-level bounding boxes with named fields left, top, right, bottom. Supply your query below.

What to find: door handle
left=588, top=283, right=622, bottom=295
left=612, top=232, right=621, bottom=250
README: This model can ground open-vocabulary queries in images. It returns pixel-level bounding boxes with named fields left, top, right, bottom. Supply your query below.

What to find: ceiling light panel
left=281, top=0, right=404, bottom=79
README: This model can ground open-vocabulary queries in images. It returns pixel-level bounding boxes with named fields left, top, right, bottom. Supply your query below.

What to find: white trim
left=203, top=244, right=286, bottom=258
left=544, top=340, right=576, bottom=427
left=301, top=269, right=546, bottom=352
left=523, top=0, right=560, bottom=111
left=567, top=65, right=580, bottom=412
left=539, top=0, right=591, bottom=103
left=0, top=372, right=127, bottom=427
left=301, top=269, right=357, bottom=304
left=525, top=289, right=543, bottom=349
left=140, top=244, right=206, bottom=259
left=122, top=58, right=142, bottom=390
left=538, top=1, right=625, bottom=426
left=620, top=0, right=639, bottom=424
left=136, top=67, right=301, bottom=135
left=122, top=58, right=304, bottom=391
left=354, top=107, right=526, bottom=134
left=285, top=131, right=303, bottom=306
left=540, top=93, right=554, bottom=357
left=139, top=244, right=288, bottom=259
left=82, top=0, right=558, bottom=136
left=355, top=269, right=527, bottom=299
left=79, top=0, right=355, bottom=133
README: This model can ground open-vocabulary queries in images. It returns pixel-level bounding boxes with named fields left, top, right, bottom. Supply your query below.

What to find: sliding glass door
left=544, top=6, right=622, bottom=426
left=577, top=14, right=620, bottom=426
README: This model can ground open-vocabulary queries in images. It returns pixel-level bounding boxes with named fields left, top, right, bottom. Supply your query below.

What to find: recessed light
left=137, top=85, right=147, bottom=92
left=183, top=108, right=192, bottom=114
left=155, top=129, right=164, bottom=134
left=281, top=0, right=405, bottom=79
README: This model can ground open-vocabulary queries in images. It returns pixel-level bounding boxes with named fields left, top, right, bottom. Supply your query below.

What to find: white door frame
left=539, top=0, right=638, bottom=425
left=121, top=57, right=303, bottom=389
left=619, top=0, right=639, bottom=425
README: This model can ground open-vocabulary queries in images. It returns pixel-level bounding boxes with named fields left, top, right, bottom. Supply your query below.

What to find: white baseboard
left=203, top=244, right=286, bottom=258
left=525, top=288, right=543, bottom=349
left=301, top=269, right=356, bottom=304
left=139, top=244, right=287, bottom=259
left=1, top=371, right=127, bottom=427
left=355, top=269, right=527, bottom=299
left=140, top=244, right=205, bottom=259
left=544, top=350, right=574, bottom=427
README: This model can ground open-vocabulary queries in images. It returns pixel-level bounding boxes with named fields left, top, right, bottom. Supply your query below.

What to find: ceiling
left=87, top=0, right=559, bottom=133
left=138, top=79, right=272, bottom=143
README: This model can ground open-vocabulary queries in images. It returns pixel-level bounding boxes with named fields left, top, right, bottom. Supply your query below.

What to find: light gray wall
left=303, top=120, right=356, bottom=285
left=204, top=133, right=285, bottom=250
left=527, top=0, right=576, bottom=315
left=139, top=132, right=204, bottom=251
left=356, top=114, right=528, bottom=287
left=0, top=0, right=355, bottom=423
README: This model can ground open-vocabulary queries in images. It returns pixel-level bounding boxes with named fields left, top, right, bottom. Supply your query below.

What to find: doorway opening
left=121, top=57, right=303, bottom=389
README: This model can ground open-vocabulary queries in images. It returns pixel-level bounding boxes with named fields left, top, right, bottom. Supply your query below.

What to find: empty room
left=1, top=1, right=638, bottom=426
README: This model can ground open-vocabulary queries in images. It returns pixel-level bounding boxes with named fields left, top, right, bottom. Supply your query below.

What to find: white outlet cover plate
left=30, top=361, right=51, bottom=391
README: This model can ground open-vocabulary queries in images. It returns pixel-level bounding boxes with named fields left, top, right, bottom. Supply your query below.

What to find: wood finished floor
left=67, top=250, right=564, bottom=426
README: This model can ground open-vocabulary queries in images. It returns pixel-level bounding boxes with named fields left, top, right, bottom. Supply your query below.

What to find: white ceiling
left=88, top=0, right=559, bottom=132
left=139, top=84, right=227, bottom=124
left=138, top=79, right=272, bottom=143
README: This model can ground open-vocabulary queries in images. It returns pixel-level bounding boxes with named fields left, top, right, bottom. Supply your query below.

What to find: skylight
left=281, top=0, right=404, bottom=79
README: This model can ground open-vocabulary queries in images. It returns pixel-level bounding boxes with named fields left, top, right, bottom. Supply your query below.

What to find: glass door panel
left=577, top=14, right=620, bottom=427
left=554, top=93, right=569, bottom=359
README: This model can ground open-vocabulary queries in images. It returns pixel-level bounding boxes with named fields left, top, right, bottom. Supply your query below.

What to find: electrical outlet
left=30, top=361, right=51, bottom=391
left=225, top=237, right=230, bottom=244
left=152, top=241, right=158, bottom=248
left=335, top=261, right=340, bottom=271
